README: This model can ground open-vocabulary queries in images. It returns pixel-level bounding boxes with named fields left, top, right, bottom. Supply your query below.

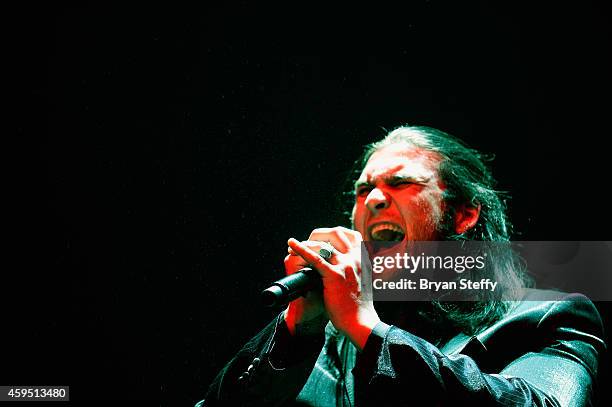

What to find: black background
left=9, top=1, right=612, bottom=406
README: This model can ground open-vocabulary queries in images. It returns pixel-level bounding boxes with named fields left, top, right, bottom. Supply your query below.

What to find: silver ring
left=318, top=242, right=335, bottom=260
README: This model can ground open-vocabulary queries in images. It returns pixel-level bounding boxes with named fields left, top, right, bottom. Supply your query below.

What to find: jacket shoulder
left=470, top=289, right=605, bottom=374
left=481, top=289, right=603, bottom=334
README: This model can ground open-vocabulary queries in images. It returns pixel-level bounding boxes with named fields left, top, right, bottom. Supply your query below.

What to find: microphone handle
left=261, top=244, right=333, bottom=307
left=261, top=267, right=322, bottom=307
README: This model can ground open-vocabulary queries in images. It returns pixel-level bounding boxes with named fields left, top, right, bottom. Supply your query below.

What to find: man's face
left=351, top=143, right=447, bottom=242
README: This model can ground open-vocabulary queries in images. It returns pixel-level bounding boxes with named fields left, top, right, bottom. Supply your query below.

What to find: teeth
left=370, top=223, right=405, bottom=241
left=371, top=223, right=403, bottom=234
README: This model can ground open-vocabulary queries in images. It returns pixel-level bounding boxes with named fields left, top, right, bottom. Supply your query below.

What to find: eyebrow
left=354, top=174, right=428, bottom=189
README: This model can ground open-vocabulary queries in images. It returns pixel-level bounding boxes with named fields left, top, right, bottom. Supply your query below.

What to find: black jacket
left=198, top=290, right=605, bottom=406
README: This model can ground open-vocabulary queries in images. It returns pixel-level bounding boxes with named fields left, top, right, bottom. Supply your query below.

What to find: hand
left=282, top=240, right=329, bottom=336
left=284, top=227, right=380, bottom=350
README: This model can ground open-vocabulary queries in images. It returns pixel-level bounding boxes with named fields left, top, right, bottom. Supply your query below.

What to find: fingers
left=285, top=240, right=337, bottom=275
left=308, top=227, right=362, bottom=254
left=287, top=238, right=338, bottom=279
left=343, top=264, right=361, bottom=293
left=286, top=227, right=363, bottom=282
left=287, top=241, right=337, bottom=263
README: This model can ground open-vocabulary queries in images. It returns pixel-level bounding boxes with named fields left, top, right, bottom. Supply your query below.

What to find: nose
left=365, top=188, right=390, bottom=214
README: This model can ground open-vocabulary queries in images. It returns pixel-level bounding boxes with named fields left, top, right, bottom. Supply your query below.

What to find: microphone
left=261, top=245, right=334, bottom=307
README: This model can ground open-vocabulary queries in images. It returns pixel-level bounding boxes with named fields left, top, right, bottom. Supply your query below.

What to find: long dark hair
left=344, top=125, right=530, bottom=335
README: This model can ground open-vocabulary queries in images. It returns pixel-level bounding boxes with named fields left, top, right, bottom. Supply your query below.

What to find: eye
left=356, top=186, right=373, bottom=197
left=390, top=180, right=414, bottom=188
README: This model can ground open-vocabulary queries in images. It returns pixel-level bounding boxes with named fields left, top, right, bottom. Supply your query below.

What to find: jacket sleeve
left=197, top=313, right=325, bottom=407
left=352, top=295, right=605, bottom=406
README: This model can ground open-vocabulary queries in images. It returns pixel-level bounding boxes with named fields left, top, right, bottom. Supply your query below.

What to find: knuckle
left=310, top=227, right=338, bottom=238
left=303, top=240, right=320, bottom=248
left=332, top=266, right=347, bottom=279
left=312, top=255, right=325, bottom=265
left=309, top=228, right=325, bottom=238
left=351, top=230, right=364, bottom=241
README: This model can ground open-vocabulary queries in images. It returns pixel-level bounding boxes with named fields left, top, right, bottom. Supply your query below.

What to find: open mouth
left=369, top=222, right=406, bottom=242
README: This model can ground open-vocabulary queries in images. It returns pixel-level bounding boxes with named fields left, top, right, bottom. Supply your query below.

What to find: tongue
left=374, top=229, right=404, bottom=242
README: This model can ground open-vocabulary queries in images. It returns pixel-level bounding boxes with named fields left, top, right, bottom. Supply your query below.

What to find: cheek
left=351, top=204, right=364, bottom=231
left=422, top=191, right=445, bottom=222
left=401, top=190, right=445, bottom=223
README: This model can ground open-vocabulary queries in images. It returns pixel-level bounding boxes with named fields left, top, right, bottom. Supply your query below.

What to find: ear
left=454, top=203, right=481, bottom=235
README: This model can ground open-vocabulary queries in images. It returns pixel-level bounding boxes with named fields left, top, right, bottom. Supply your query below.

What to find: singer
left=196, top=126, right=604, bottom=406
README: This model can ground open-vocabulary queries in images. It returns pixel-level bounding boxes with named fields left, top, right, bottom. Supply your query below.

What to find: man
left=197, top=126, right=605, bottom=406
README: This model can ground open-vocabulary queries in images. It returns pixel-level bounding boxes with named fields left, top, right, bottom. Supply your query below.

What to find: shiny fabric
left=198, top=290, right=605, bottom=406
